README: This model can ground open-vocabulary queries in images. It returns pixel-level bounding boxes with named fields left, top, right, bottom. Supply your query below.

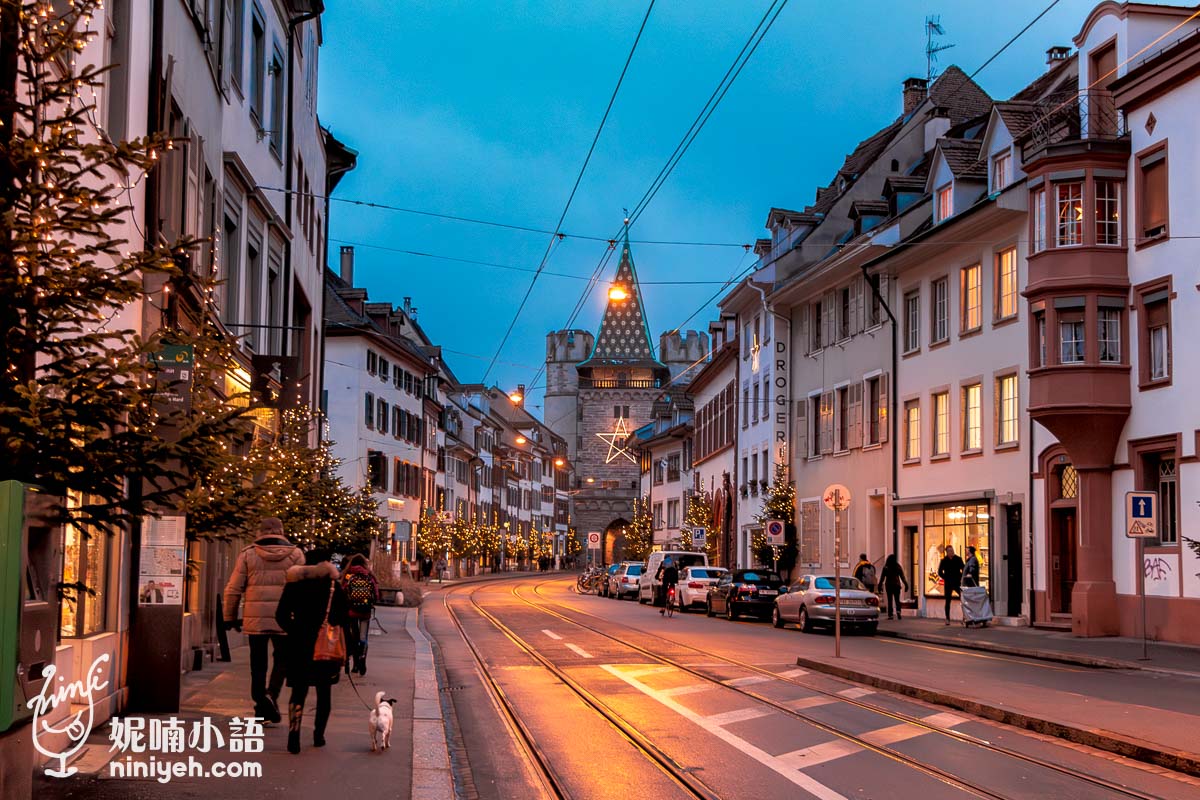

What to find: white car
left=675, top=566, right=728, bottom=612
left=638, top=551, right=710, bottom=606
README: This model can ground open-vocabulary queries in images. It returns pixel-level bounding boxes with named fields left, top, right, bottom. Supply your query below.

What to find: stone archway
left=604, top=518, right=630, bottom=564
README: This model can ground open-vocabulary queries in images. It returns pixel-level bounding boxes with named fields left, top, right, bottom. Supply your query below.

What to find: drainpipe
left=1027, top=413, right=1036, bottom=624
left=861, top=264, right=899, bottom=557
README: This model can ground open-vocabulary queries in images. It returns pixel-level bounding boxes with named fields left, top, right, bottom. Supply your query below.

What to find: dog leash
left=344, top=670, right=375, bottom=712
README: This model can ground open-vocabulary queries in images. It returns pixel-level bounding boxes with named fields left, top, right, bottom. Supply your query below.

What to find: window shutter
left=824, top=291, right=836, bottom=346
left=878, top=373, right=889, bottom=442
left=852, top=278, right=864, bottom=333
left=796, top=398, right=808, bottom=458
left=1142, top=159, right=1168, bottom=233
left=821, top=392, right=834, bottom=455
left=849, top=383, right=863, bottom=449
left=799, top=304, right=810, bottom=354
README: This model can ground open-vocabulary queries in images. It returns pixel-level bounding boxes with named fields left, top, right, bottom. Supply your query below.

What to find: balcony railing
left=1028, top=90, right=1128, bottom=152
left=579, top=377, right=662, bottom=389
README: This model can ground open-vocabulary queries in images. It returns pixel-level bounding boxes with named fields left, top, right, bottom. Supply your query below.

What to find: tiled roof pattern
left=937, top=138, right=986, bottom=179
left=849, top=199, right=889, bottom=218
left=883, top=175, right=927, bottom=196
left=840, top=119, right=905, bottom=176
left=927, top=66, right=994, bottom=124
left=993, top=101, right=1039, bottom=140
left=581, top=241, right=663, bottom=367
left=1010, top=54, right=1077, bottom=102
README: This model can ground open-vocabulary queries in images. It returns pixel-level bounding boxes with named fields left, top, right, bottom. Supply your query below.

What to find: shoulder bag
left=313, top=582, right=346, bottom=662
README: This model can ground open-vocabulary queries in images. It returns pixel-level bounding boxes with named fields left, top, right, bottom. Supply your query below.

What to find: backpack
left=345, top=572, right=375, bottom=614
left=860, top=563, right=877, bottom=588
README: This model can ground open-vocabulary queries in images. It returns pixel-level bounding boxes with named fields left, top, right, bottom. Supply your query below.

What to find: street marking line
left=776, top=668, right=809, bottom=679
left=786, top=696, right=836, bottom=710
left=860, top=722, right=926, bottom=747
left=877, top=637, right=1084, bottom=672
left=622, top=665, right=674, bottom=679
left=725, top=675, right=773, bottom=687
left=601, top=664, right=848, bottom=800
left=661, top=684, right=715, bottom=697
left=703, top=707, right=772, bottom=727
left=778, top=739, right=862, bottom=770
left=565, top=643, right=593, bottom=659
left=542, top=629, right=562, bottom=640
left=922, top=711, right=969, bottom=728
left=837, top=687, right=875, bottom=699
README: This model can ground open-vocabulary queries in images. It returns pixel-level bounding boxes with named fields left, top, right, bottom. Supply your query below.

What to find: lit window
left=962, top=383, right=982, bottom=451
left=1031, top=189, right=1046, bottom=253
left=1055, top=182, right=1083, bottom=246
left=932, top=391, right=950, bottom=456
left=961, top=264, right=981, bottom=332
left=1098, top=308, right=1121, bottom=363
left=1095, top=180, right=1121, bottom=245
left=998, top=375, right=1018, bottom=446
left=904, top=400, right=920, bottom=461
left=996, top=248, right=1017, bottom=320
left=936, top=185, right=952, bottom=222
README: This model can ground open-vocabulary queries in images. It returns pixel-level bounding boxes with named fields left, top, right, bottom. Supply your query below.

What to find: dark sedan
left=705, top=569, right=785, bottom=621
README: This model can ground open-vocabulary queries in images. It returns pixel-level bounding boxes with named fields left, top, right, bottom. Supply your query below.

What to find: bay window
left=1059, top=314, right=1085, bottom=364
left=1095, top=180, right=1121, bottom=245
left=1055, top=182, right=1083, bottom=246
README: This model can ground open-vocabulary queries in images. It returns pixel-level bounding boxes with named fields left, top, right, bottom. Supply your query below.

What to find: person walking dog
left=275, top=549, right=349, bottom=754
left=222, top=517, right=303, bottom=723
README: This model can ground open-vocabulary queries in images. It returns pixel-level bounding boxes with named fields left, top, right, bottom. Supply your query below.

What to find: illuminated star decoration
left=596, top=417, right=637, bottom=464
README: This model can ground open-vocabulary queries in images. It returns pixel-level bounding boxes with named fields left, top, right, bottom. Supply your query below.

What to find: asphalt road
left=430, top=574, right=1200, bottom=800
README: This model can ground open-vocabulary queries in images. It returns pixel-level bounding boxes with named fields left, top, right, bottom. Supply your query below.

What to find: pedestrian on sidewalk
left=937, top=545, right=965, bottom=625
left=963, top=545, right=981, bottom=588
left=222, top=517, right=304, bottom=724
left=420, top=555, right=433, bottom=582
left=435, top=555, right=448, bottom=582
left=853, top=553, right=878, bottom=594
left=880, top=554, right=909, bottom=619
left=275, top=549, right=349, bottom=754
left=340, top=553, right=378, bottom=676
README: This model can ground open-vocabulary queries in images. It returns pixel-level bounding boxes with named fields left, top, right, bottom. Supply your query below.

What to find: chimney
left=339, top=245, right=354, bottom=286
left=402, top=297, right=412, bottom=314
left=515, top=384, right=526, bottom=408
left=1046, top=46, right=1071, bottom=66
left=902, top=77, right=928, bottom=116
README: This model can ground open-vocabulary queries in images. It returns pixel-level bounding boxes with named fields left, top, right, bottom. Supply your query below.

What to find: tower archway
left=604, top=518, right=631, bottom=564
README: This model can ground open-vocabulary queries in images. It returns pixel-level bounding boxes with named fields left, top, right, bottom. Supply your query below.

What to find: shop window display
left=923, top=503, right=990, bottom=596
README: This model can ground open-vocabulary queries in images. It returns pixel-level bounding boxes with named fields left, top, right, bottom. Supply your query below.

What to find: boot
left=314, top=704, right=330, bottom=748
left=287, top=704, right=303, bottom=754
left=357, top=642, right=368, bottom=675
left=264, top=691, right=282, bottom=724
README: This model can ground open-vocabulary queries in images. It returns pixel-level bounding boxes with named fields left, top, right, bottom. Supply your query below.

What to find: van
left=638, top=550, right=709, bottom=606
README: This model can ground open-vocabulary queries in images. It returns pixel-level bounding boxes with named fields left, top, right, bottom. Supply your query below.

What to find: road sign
left=587, top=531, right=601, bottom=550
left=1125, top=492, right=1157, bottom=539
left=765, top=520, right=785, bottom=546
left=823, top=484, right=851, bottom=511
left=691, top=527, right=706, bottom=548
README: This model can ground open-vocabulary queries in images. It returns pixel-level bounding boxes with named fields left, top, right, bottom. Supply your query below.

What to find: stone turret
left=544, top=329, right=593, bottom=462
left=660, top=330, right=710, bottom=385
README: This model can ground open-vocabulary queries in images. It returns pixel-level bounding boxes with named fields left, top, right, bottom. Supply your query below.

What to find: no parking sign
left=766, top=519, right=785, bottom=546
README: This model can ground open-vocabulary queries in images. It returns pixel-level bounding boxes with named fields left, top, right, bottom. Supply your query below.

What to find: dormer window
left=991, top=151, right=1011, bottom=193
left=936, top=184, right=952, bottom=223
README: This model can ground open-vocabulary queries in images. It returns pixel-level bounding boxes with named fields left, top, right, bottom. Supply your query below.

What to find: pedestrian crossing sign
left=1124, top=492, right=1157, bottom=539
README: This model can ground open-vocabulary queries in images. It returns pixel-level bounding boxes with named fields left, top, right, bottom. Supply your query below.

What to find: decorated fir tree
left=752, top=462, right=797, bottom=571
left=682, top=489, right=716, bottom=558
left=622, top=496, right=654, bottom=561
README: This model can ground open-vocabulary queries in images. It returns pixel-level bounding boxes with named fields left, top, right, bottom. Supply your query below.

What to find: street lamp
left=515, top=435, right=527, bottom=445
left=508, top=390, right=523, bottom=404
left=554, top=457, right=565, bottom=467
left=608, top=284, right=628, bottom=301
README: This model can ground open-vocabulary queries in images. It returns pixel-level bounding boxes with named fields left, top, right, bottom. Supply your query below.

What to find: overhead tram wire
left=525, top=0, right=791, bottom=391
left=480, top=0, right=659, bottom=382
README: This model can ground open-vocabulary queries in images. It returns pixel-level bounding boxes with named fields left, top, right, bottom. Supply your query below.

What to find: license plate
left=840, top=599, right=865, bottom=607
left=759, top=589, right=777, bottom=596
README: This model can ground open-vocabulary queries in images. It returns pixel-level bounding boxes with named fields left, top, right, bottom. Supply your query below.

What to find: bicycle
left=661, top=585, right=677, bottom=618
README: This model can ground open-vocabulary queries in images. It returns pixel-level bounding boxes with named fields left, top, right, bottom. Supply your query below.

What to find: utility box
left=0, top=481, right=59, bottom=732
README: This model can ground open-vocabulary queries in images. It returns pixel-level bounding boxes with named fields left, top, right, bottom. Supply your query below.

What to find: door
left=1005, top=505, right=1023, bottom=617
left=1089, top=43, right=1118, bottom=137
left=1049, top=508, right=1077, bottom=614
left=905, top=526, right=919, bottom=602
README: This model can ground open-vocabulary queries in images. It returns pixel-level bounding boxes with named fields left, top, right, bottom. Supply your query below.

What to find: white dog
left=369, top=691, right=396, bottom=751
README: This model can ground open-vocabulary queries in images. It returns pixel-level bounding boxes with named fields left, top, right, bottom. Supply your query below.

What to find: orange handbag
left=313, top=583, right=346, bottom=662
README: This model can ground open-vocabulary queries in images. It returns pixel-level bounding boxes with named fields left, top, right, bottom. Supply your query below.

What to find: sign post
left=823, top=484, right=852, bottom=658
left=587, top=531, right=601, bottom=567
left=1125, top=491, right=1157, bottom=661
left=691, top=527, right=706, bottom=550
left=766, top=520, right=785, bottom=574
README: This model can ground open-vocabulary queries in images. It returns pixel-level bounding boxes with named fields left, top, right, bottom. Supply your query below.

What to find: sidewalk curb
left=794, top=655, right=1200, bottom=778
left=875, top=628, right=1199, bottom=678
left=408, top=610, right=455, bottom=800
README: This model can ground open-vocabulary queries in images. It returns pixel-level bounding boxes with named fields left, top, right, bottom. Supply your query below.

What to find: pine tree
left=419, top=507, right=452, bottom=559
left=0, top=2, right=252, bottom=536
left=682, top=489, right=715, bottom=558
left=622, top=496, right=654, bottom=561
left=752, top=462, right=797, bottom=570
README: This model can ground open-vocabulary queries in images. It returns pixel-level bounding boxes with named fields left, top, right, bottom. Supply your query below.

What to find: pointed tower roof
left=578, top=236, right=666, bottom=370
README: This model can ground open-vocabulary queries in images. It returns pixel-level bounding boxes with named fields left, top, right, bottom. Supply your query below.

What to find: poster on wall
left=139, top=516, right=187, bottom=606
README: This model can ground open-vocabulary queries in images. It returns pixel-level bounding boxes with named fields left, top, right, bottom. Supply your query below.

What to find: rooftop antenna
left=926, top=15, right=955, bottom=83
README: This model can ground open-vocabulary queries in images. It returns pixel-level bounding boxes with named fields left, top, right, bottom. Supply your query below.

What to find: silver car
left=607, top=562, right=644, bottom=600
left=772, top=574, right=880, bottom=634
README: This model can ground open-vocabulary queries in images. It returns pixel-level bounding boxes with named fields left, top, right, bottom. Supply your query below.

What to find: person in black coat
left=879, top=554, right=909, bottom=620
left=275, top=549, right=348, bottom=754
left=937, top=545, right=966, bottom=626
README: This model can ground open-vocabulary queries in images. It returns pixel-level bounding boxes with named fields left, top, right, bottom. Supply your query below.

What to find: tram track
left=441, top=577, right=721, bottom=800
left=519, top=578, right=1172, bottom=800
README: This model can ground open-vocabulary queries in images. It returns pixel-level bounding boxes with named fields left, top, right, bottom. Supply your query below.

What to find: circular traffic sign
left=823, top=483, right=852, bottom=511
left=587, top=531, right=601, bottom=546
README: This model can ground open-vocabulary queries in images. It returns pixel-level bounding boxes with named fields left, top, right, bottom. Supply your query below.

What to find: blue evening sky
left=317, top=0, right=1098, bottom=412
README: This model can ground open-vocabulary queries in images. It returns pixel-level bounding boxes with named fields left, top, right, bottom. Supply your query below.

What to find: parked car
left=705, top=569, right=785, bottom=621
left=773, top=574, right=880, bottom=634
left=638, top=550, right=709, bottom=605
left=608, top=562, right=643, bottom=600
left=598, top=563, right=622, bottom=597
left=675, top=566, right=728, bottom=612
